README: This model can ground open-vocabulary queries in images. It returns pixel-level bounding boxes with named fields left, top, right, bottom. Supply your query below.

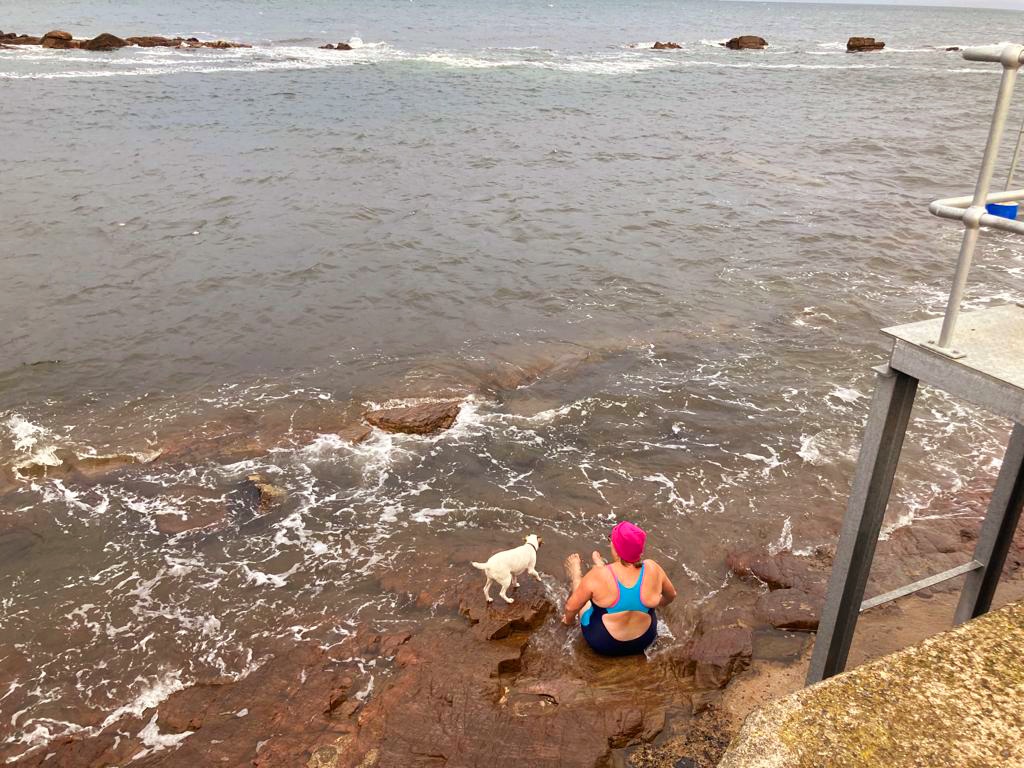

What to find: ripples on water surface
left=2, top=0, right=1023, bottom=758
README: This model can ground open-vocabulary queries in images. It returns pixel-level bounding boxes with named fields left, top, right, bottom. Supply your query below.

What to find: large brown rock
left=652, top=41, right=681, bottom=50
left=3, top=35, right=43, bottom=45
left=41, top=30, right=76, bottom=49
left=725, top=549, right=829, bottom=594
left=686, top=626, right=753, bottom=689
left=724, top=36, right=767, bottom=50
left=82, top=32, right=127, bottom=50
left=754, top=588, right=821, bottom=632
left=847, top=36, right=885, bottom=52
left=459, top=577, right=552, bottom=640
left=363, top=400, right=461, bottom=435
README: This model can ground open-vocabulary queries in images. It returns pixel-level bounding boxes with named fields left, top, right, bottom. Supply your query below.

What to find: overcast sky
left=754, top=0, right=1024, bottom=8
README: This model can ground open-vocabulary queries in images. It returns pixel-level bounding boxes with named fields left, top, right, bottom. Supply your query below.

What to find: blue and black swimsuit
left=580, top=563, right=658, bottom=657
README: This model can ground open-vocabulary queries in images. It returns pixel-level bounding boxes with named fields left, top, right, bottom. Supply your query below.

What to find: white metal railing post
left=935, top=44, right=1024, bottom=351
left=1006, top=112, right=1024, bottom=191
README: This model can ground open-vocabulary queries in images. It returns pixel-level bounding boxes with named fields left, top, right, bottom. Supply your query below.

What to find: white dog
left=471, top=534, right=543, bottom=604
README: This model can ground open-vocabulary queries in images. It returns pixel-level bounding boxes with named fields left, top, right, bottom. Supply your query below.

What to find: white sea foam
left=132, top=713, right=193, bottom=760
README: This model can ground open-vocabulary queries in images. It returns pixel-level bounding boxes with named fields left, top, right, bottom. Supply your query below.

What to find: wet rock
left=652, top=41, right=682, bottom=50
left=121, top=35, right=250, bottom=49
left=754, top=588, right=820, bottom=632
left=3, top=35, right=43, bottom=45
left=847, top=36, right=885, bottom=52
left=41, top=30, right=75, bottom=49
left=725, top=549, right=829, bottom=594
left=946, top=46, right=961, bottom=52
left=459, top=577, right=552, bottom=640
left=13, top=449, right=160, bottom=482
left=125, top=35, right=179, bottom=47
left=0, top=525, right=43, bottom=561
left=195, top=39, right=251, bottom=49
left=320, top=42, right=353, bottom=50
left=363, top=400, right=461, bottom=435
left=724, top=36, right=767, bottom=50
left=686, top=627, right=753, bottom=689
left=337, top=424, right=372, bottom=444
left=82, top=32, right=127, bottom=50
left=349, top=623, right=667, bottom=767
left=155, top=503, right=226, bottom=535
left=244, top=473, right=286, bottom=508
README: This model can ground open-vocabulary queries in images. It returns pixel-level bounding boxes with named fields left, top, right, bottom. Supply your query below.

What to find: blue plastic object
left=986, top=201, right=1019, bottom=220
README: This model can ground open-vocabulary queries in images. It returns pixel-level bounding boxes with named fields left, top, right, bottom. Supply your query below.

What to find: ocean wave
left=0, top=41, right=998, bottom=80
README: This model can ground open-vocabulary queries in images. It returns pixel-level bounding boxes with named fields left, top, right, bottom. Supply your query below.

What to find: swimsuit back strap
left=606, top=563, right=648, bottom=613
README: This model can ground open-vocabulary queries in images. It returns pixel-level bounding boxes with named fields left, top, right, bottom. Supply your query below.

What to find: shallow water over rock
left=2, top=0, right=1023, bottom=761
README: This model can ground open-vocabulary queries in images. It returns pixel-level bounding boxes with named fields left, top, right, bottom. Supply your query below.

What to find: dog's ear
left=538, top=537, right=544, bottom=546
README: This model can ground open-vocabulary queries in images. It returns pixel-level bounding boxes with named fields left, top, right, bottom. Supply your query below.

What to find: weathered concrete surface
left=719, top=600, right=1024, bottom=768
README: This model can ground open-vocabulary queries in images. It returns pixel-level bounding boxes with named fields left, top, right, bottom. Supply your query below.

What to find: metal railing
left=928, top=44, right=1024, bottom=354
left=807, top=43, right=1024, bottom=685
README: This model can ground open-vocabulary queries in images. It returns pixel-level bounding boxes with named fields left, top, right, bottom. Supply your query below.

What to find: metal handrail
left=927, top=43, right=1024, bottom=352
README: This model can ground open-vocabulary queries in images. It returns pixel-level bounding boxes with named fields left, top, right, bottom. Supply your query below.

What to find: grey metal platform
left=807, top=306, right=1024, bottom=684
left=883, top=303, right=1024, bottom=424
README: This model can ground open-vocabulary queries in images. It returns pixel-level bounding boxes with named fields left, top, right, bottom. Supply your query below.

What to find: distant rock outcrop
left=724, top=35, right=767, bottom=50
left=847, top=36, right=885, bottom=52
left=652, top=41, right=681, bottom=50
left=41, top=30, right=78, bottom=49
left=82, top=32, right=127, bottom=51
left=320, top=42, right=353, bottom=50
left=1, top=30, right=252, bottom=50
left=0, top=33, right=43, bottom=45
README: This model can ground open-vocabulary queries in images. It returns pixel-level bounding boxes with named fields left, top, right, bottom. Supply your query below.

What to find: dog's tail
left=471, top=561, right=487, bottom=570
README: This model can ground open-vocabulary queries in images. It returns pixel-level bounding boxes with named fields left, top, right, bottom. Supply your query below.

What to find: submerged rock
left=724, top=36, right=767, bottom=50
left=82, top=32, right=127, bottom=50
left=336, top=423, right=372, bottom=444
left=725, top=549, right=829, bottom=594
left=363, top=400, right=461, bottom=435
left=847, top=36, right=885, bottom=52
left=244, top=473, right=286, bottom=508
left=13, top=448, right=160, bottom=481
left=652, top=41, right=682, bottom=50
left=320, top=42, right=353, bottom=50
left=685, top=626, right=753, bottom=689
left=754, top=588, right=821, bottom=632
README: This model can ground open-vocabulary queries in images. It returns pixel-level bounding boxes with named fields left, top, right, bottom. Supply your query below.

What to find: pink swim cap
left=611, top=521, right=646, bottom=563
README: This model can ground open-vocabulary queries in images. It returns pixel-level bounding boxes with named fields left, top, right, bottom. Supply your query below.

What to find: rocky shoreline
left=6, top=473, right=1021, bottom=767
left=0, top=29, right=251, bottom=50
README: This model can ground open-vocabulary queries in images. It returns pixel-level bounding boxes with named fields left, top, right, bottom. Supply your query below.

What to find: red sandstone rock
left=724, top=36, right=767, bottom=50
left=41, top=30, right=74, bottom=49
left=459, top=577, right=552, bottom=640
left=363, top=400, right=461, bottom=435
left=125, top=35, right=178, bottom=47
left=652, top=41, right=682, bottom=50
left=82, top=33, right=127, bottom=51
left=337, top=423, right=372, bottom=444
left=755, top=588, right=821, bottom=631
left=725, top=549, right=829, bottom=594
left=847, top=36, right=885, bottom=52
left=686, top=626, right=753, bottom=689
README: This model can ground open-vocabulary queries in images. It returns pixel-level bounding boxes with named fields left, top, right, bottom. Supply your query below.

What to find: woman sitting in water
left=562, top=521, right=677, bottom=656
